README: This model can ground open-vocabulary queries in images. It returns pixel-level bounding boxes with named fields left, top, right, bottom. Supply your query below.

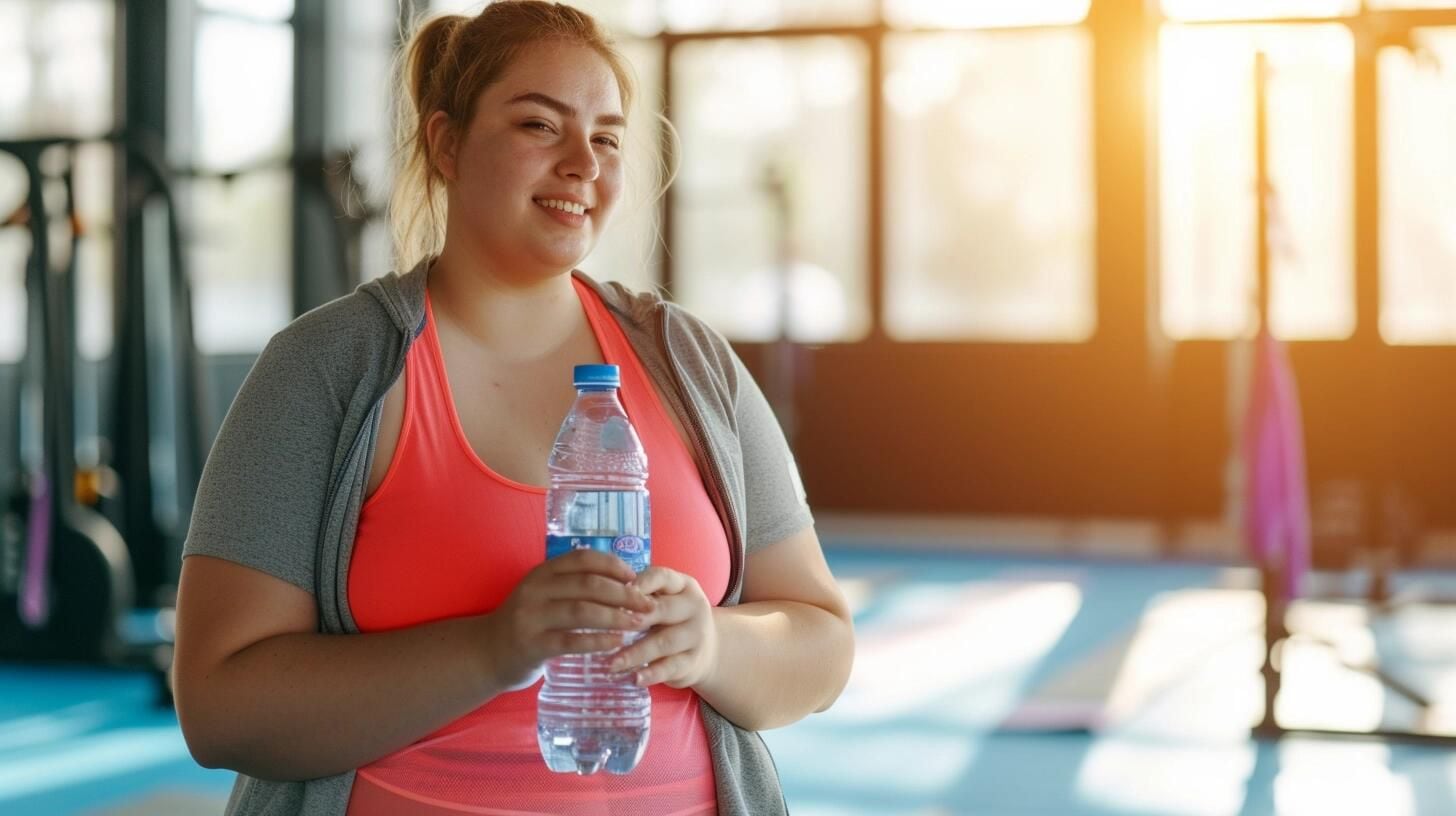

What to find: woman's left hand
left=606, top=567, right=718, bottom=689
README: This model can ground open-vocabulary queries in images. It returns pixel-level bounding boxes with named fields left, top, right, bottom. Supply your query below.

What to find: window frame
left=656, top=10, right=1099, bottom=346
left=1154, top=2, right=1456, bottom=347
left=653, top=1, right=1456, bottom=348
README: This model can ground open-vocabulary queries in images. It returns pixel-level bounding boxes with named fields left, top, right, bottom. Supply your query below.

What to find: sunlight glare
left=0, top=726, right=192, bottom=801
left=1275, top=637, right=1386, bottom=732
left=832, top=581, right=1083, bottom=722
left=1160, top=24, right=1354, bottom=340
left=1275, top=741, right=1415, bottom=816
left=1101, top=589, right=1264, bottom=726
left=195, top=18, right=292, bottom=171
left=764, top=726, right=977, bottom=797
left=0, top=232, right=25, bottom=364
left=1076, top=740, right=1256, bottom=816
left=1379, top=29, right=1456, bottom=344
left=1161, top=0, right=1358, bottom=20
left=889, top=0, right=1090, bottom=28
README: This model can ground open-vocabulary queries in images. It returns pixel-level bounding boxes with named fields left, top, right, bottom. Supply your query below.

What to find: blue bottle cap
left=573, top=364, right=620, bottom=389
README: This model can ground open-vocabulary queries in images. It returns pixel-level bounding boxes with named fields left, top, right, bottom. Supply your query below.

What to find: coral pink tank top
left=345, top=278, right=729, bottom=815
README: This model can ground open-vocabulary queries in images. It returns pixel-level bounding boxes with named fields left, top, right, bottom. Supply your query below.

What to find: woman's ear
left=424, top=110, right=460, bottom=182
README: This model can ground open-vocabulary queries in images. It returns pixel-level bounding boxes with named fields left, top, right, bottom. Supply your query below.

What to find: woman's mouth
left=534, top=198, right=590, bottom=227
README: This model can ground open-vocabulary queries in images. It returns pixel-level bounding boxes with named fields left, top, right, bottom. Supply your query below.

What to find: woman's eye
left=595, top=136, right=621, bottom=149
left=523, top=121, right=553, bottom=132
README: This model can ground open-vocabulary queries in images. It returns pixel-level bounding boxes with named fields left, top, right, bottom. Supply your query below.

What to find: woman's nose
left=557, top=134, right=600, bottom=183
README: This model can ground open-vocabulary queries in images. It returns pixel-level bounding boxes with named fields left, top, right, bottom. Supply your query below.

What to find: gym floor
left=4, top=544, right=1455, bottom=815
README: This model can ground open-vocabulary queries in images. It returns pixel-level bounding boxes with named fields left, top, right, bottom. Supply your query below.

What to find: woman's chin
left=531, top=243, right=595, bottom=274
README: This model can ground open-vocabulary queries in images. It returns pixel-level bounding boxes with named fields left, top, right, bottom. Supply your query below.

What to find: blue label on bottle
left=546, top=535, right=651, bottom=574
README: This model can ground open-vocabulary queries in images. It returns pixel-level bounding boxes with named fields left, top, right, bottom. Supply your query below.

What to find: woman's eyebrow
left=507, top=91, right=626, bottom=127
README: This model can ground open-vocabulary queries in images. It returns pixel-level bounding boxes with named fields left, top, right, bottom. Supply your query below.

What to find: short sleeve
left=731, top=354, right=814, bottom=554
left=182, top=329, right=345, bottom=594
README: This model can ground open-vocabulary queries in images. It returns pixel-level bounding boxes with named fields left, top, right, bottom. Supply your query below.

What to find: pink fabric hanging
left=1242, top=327, right=1312, bottom=600
left=20, top=473, right=50, bottom=628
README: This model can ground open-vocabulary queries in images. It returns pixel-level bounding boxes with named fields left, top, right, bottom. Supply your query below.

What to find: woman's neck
left=427, top=247, right=586, bottom=361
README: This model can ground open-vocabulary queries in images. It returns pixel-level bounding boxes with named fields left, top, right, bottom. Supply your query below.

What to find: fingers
left=636, top=654, right=695, bottom=689
left=606, top=623, right=694, bottom=676
left=546, top=628, right=637, bottom=657
left=537, top=599, right=650, bottom=633
left=631, top=566, right=690, bottom=597
left=546, top=548, right=639, bottom=584
left=490, top=552, right=657, bottom=680
left=536, top=573, right=655, bottom=614
left=637, top=590, right=695, bottom=627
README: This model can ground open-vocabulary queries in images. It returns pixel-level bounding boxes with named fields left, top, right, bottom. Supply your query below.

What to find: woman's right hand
left=477, top=549, right=656, bottom=691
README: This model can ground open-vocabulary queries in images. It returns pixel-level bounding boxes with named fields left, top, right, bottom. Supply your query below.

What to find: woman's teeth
left=536, top=199, right=587, bottom=216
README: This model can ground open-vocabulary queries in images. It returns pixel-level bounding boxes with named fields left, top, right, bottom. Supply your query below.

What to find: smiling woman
left=420, top=39, right=629, bottom=287
left=390, top=9, right=639, bottom=278
left=171, top=3, right=854, bottom=816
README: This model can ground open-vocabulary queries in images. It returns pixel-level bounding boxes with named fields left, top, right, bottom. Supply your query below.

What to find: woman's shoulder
left=583, top=272, right=744, bottom=398
left=266, top=261, right=424, bottom=357
left=585, top=273, right=733, bottom=355
left=250, top=282, right=409, bottom=395
left=282, top=285, right=400, bottom=344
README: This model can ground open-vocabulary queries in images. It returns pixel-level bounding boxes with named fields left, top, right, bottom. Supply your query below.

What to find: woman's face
left=437, top=40, right=627, bottom=280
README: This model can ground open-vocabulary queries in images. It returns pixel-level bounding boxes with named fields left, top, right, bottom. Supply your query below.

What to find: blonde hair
left=390, top=0, right=669, bottom=271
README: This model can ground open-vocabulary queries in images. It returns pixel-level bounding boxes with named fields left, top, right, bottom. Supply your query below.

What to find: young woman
left=172, top=3, right=854, bottom=814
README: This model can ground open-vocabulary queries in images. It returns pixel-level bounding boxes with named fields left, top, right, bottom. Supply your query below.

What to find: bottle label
left=546, top=535, right=651, bottom=574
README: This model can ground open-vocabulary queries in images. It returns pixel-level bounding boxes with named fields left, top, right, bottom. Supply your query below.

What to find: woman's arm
left=174, top=550, right=653, bottom=781
left=175, top=555, right=503, bottom=781
left=612, top=526, right=855, bottom=731
left=697, top=525, right=855, bottom=730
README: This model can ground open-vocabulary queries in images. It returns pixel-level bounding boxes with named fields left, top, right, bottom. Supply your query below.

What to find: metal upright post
left=115, top=0, right=171, bottom=602
left=1252, top=50, right=1284, bottom=738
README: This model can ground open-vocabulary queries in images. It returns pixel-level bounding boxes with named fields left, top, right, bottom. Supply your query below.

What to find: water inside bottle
left=539, top=488, right=652, bottom=774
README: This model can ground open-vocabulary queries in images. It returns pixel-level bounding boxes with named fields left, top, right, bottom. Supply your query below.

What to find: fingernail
left=634, top=672, right=649, bottom=687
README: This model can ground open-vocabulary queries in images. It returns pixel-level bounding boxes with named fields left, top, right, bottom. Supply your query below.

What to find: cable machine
left=0, top=132, right=206, bottom=704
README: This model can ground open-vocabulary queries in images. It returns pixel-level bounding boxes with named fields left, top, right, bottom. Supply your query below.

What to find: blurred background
left=2, top=0, right=1456, bottom=813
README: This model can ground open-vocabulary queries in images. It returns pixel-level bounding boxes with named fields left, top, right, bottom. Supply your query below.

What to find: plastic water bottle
left=537, top=364, right=652, bottom=775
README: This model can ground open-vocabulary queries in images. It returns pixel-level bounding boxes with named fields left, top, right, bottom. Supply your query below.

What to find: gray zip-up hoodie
left=182, top=260, right=815, bottom=815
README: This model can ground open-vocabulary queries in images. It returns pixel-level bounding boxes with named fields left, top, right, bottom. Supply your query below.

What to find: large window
left=577, top=38, right=665, bottom=295
left=1161, top=0, right=1358, bottom=20
left=1379, top=27, right=1456, bottom=344
left=885, top=0, right=1091, bottom=28
left=0, top=0, right=113, bottom=139
left=1362, top=0, right=1452, bottom=7
left=1159, top=0, right=1456, bottom=346
left=0, top=157, right=26, bottom=365
left=1158, top=24, right=1355, bottom=340
left=328, top=0, right=396, bottom=285
left=185, top=0, right=294, bottom=354
left=0, top=0, right=115, bottom=364
left=670, top=2, right=1095, bottom=343
left=884, top=28, right=1095, bottom=341
left=672, top=36, right=870, bottom=343
left=662, top=0, right=875, bottom=32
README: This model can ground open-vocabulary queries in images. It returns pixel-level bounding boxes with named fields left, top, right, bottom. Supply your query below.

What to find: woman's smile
left=533, top=197, right=592, bottom=228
